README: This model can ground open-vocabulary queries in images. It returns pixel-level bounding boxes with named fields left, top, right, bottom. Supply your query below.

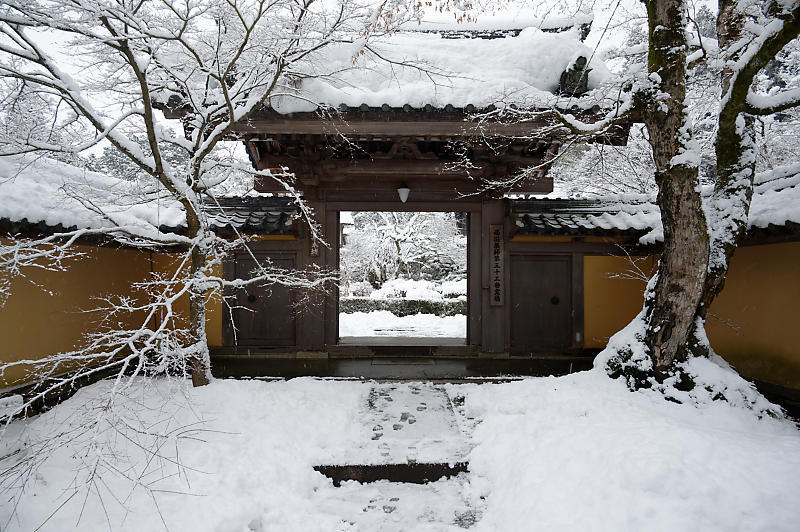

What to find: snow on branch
left=745, top=86, right=800, bottom=115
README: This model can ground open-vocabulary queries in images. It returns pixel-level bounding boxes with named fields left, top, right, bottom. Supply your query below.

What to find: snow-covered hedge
left=340, top=297, right=466, bottom=317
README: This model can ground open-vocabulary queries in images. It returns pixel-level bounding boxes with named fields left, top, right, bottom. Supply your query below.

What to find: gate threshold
left=210, top=355, right=594, bottom=379
left=338, top=336, right=466, bottom=346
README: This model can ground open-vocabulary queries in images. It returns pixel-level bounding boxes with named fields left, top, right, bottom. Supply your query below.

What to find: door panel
left=233, top=254, right=296, bottom=346
left=510, top=255, right=572, bottom=353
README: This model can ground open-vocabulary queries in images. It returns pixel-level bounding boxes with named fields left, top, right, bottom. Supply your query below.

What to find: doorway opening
left=338, top=211, right=468, bottom=346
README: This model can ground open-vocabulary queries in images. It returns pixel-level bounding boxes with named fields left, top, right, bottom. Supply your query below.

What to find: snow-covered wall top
left=0, top=155, right=295, bottom=236
left=270, top=27, right=609, bottom=113
left=514, top=173, right=800, bottom=245
left=0, top=154, right=185, bottom=232
left=634, top=178, right=799, bottom=243
left=399, top=12, right=594, bottom=33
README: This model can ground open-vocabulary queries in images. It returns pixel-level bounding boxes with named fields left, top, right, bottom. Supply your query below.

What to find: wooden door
left=233, top=253, right=296, bottom=346
left=509, top=255, right=572, bottom=353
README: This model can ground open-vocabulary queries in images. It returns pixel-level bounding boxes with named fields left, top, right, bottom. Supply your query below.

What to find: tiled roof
left=511, top=198, right=658, bottom=238
left=198, top=197, right=297, bottom=234
left=511, top=176, right=800, bottom=243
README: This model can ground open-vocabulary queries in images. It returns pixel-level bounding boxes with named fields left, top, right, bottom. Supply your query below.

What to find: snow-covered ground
left=339, top=311, right=466, bottom=338
left=2, top=373, right=800, bottom=531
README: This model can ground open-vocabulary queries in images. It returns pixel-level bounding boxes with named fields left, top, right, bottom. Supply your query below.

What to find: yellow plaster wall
left=583, top=255, right=656, bottom=348
left=706, top=242, right=800, bottom=388
left=583, top=245, right=800, bottom=389
left=0, top=243, right=151, bottom=388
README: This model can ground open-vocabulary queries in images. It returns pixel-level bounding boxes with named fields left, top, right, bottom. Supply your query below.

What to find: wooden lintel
left=233, top=119, right=567, bottom=138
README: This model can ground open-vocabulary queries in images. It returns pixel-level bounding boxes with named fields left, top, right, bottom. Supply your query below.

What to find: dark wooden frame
left=331, top=201, right=482, bottom=348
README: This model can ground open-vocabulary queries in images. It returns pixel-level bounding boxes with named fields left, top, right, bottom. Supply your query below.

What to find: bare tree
left=0, top=0, right=424, bottom=525
left=0, top=0, right=413, bottom=394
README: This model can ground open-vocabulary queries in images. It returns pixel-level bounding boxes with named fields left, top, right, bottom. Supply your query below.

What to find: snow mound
left=594, top=307, right=780, bottom=416
left=456, top=373, right=800, bottom=532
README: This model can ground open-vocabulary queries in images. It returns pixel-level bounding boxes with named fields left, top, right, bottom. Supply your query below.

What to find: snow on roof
left=0, top=154, right=184, bottom=233
left=0, top=155, right=296, bottom=236
left=513, top=178, right=800, bottom=244
left=270, top=27, right=609, bottom=113
left=4, top=154, right=796, bottom=245
left=402, top=11, right=594, bottom=35
left=749, top=168, right=800, bottom=231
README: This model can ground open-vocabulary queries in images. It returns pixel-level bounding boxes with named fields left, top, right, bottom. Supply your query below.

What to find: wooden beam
left=233, top=119, right=568, bottom=138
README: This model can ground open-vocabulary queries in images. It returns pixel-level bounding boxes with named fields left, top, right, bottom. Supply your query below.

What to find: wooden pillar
left=295, top=199, right=328, bottom=352
left=324, top=208, right=340, bottom=347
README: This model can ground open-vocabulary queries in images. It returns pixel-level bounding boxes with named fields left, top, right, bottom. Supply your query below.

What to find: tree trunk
left=644, top=168, right=709, bottom=373
left=188, top=243, right=211, bottom=386
left=639, top=0, right=710, bottom=375
left=185, top=204, right=211, bottom=387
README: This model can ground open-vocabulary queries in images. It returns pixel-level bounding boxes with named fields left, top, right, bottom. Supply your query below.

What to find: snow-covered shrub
left=346, top=280, right=373, bottom=297
left=439, top=279, right=467, bottom=299
left=339, top=297, right=466, bottom=317
left=370, top=279, right=442, bottom=300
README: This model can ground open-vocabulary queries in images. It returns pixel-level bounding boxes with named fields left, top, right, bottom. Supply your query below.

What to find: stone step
left=310, top=382, right=482, bottom=530
left=315, top=462, right=469, bottom=487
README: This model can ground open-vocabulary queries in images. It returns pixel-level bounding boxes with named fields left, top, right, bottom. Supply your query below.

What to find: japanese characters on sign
left=490, top=224, right=504, bottom=306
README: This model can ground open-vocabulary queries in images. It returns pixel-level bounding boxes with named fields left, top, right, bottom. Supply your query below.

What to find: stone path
left=340, top=382, right=471, bottom=465
left=315, top=382, right=483, bottom=531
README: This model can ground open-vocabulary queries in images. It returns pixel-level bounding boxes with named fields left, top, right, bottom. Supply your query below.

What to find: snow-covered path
left=336, top=382, right=471, bottom=465
left=313, top=476, right=478, bottom=531
left=339, top=311, right=466, bottom=339
left=316, top=382, right=482, bottom=530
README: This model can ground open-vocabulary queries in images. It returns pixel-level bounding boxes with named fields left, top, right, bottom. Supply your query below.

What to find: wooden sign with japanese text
left=490, top=224, right=504, bottom=306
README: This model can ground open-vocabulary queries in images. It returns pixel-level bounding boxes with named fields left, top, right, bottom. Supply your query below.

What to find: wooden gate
left=230, top=252, right=297, bottom=347
left=509, top=254, right=573, bottom=353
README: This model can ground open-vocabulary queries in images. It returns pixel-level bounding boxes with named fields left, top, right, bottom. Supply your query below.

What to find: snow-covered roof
left=512, top=197, right=659, bottom=239
left=0, top=154, right=184, bottom=234
left=512, top=175, right=800, bottom=245
left=0, top=155, right=295, bottom=236
left=270, top=26, right=609, bottom=114
left=4, top=154, right=797, bottom=246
